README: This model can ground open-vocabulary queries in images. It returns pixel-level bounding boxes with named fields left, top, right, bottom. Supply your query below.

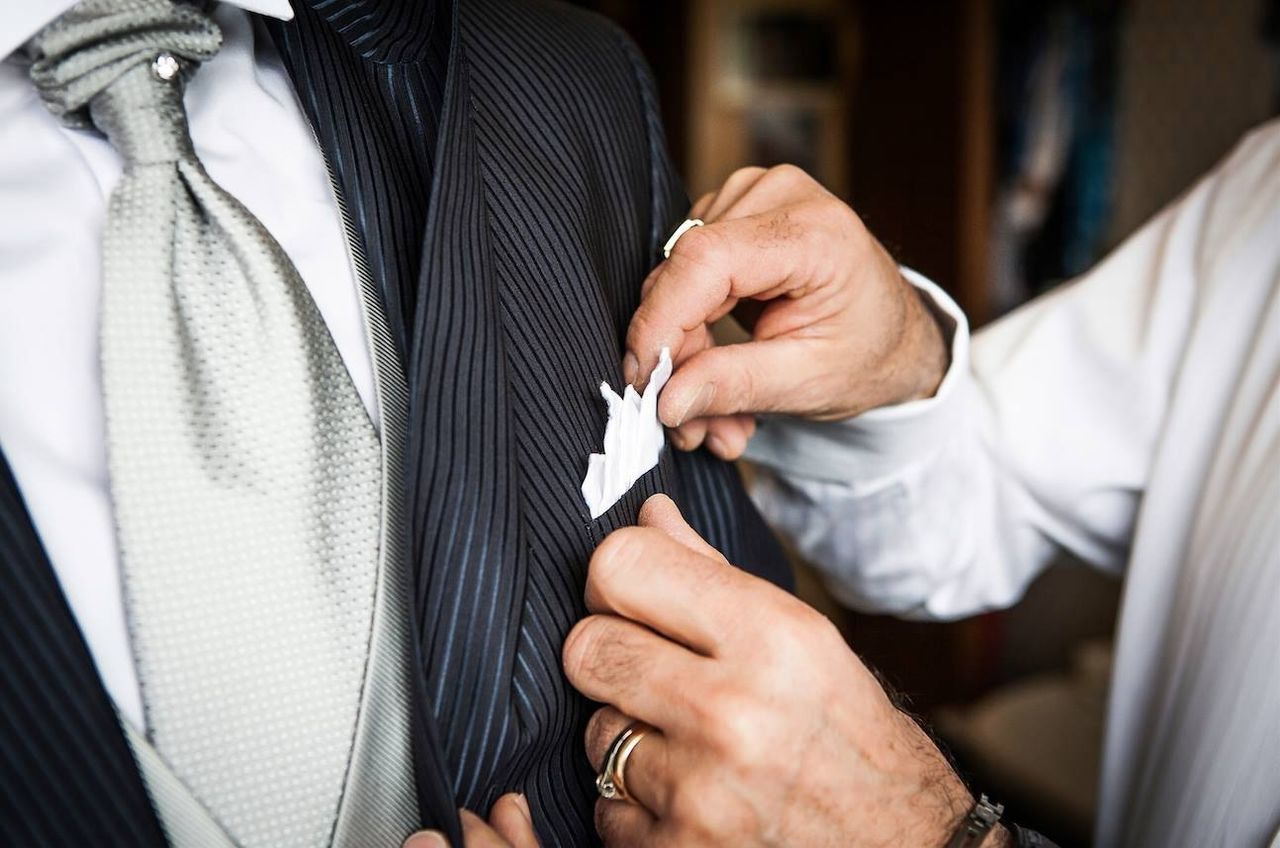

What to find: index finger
left=627, top=209, right=810, bottom=380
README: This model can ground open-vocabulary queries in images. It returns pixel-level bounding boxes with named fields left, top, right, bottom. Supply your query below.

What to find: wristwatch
left=944, top=794, right=1005, bottom=848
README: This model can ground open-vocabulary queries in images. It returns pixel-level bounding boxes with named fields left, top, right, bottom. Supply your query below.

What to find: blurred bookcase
left=684, top=0, right=860, bottom=199
left=683, top=0, right=996, bottom=325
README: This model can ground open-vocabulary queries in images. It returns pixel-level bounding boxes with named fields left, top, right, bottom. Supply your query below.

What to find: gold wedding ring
left=596, top=721, right=653, bottom=803
left=662, top=218, right=704, bottom=259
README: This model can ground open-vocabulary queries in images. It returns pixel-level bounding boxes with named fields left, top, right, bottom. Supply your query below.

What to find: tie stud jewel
left=152, top=52, right=180, bottom=81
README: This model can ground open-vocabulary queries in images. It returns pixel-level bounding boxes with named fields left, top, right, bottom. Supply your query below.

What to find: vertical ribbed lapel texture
left=0, top=449, right=166, bottom=847
left=456, top=9, right=793, bottom=844
left=266, top=1, right=464, bottom=838
left=403, top=3, right=530, bottom=837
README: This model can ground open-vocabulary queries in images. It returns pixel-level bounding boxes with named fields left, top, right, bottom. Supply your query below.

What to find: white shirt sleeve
left=745, top=197, right=1198, bottom=621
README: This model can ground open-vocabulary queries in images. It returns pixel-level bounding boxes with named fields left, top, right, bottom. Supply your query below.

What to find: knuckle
left=639, top=267, right=661, bottom=299
left=666, top=781, right=708, bottom=830
left=713, top=701, right=770, bottom=767
left=595, top=799, right=648, bottom=848
left=594, top=799, right=623, bottom=844
left=762, top=601, right=824, bottom=661
left=697, top=549, right=736, bottom=589
left=561, top=618, right=600, bottom=681
left=584, top=708, right=613, bottom=766
left=822, top=192, right=854, bottom=223
left=669, top=780, right=736, bottom=840
left=766, top=162, right=807, bottom=184
left=725, top=165, right=767, bottom=190
left=564, top=616, right=619, bottom=684
left=564, top=617, right=643, bottom=692
left=693, top=683, right=744, bottom=745
left=686, top=681, right=721, bottom=728
left=824, top=196, right=868, bottom=244
left=626, top=306, right=660, bottom=349
left=792, top=596, right=839, bottom=642
left=730, top=358, right=758, bottom=409
left=669, top=222, right=722, bottom=268
left=810, top=609, right=845, bottom=649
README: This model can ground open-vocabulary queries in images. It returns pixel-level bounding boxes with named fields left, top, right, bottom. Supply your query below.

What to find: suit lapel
left=276, top=0, right=619, bottom=819
left=408, top=4, right=700, bottom=823
left=267, top=2, right=464, bottom=837
left=402, top=4, right=532, bottom=816
left=0, top=448, right=165, bottom=847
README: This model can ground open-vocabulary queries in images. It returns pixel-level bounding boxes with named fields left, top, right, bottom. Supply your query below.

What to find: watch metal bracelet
left=944, top=794, right=1004, bottom=848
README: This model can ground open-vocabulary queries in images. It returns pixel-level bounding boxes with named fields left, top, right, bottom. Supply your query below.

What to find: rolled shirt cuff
left=743, top=268, right=971, bottom=484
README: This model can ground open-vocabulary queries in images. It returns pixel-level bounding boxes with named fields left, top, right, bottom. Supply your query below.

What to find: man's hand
left=402, top=794, right=540, bottom=848
left=563, top=495, right=1007, bottom=847
left=626, top=165, right=949, bottom=460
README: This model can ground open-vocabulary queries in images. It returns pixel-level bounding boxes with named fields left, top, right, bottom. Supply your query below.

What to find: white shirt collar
left=3, top=0, right=295, bottom=63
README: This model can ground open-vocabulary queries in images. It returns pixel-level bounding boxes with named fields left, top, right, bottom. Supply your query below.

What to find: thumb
left=658, top=339, right=813, bottom=427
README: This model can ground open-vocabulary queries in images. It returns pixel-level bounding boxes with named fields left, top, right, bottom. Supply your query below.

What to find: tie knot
left=27, top=0, right=221, bottom=163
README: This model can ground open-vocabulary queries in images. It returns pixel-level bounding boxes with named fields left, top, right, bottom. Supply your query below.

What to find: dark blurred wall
left=844, top=2, right=973, bottom=304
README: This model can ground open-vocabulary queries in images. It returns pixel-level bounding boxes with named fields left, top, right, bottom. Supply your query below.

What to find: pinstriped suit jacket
left=0, top=1, right=791, bottom=844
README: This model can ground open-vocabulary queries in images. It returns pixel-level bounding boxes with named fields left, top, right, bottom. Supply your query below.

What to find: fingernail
left=515, top=793, right=533, bottom=824
left=671, top=384, right=715, bottom=427
left=402, top=830, right=448, bottom=848
left=704, top=434, right=726, bottom=457
left=623, top=352, right=639, bottom=386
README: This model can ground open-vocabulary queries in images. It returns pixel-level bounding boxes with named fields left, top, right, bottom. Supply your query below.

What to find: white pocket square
left=581, top=347, right=672, bottom=518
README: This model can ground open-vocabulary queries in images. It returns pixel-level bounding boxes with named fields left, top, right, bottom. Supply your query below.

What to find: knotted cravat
left=28, top=2, right=418, bottom=845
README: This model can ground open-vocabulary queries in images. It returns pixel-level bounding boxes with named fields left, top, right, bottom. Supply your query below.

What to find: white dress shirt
left=748, top=120, right=1280, bottom=847
left=0, top=1, right=377, bottom=731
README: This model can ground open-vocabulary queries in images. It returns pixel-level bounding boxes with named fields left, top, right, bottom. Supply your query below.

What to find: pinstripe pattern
left=0, top=452, right=166, bottom=848
left=267, top=0, right=448, bottom=357
left=0, top=1, right=790, bottom=844
left=274, top=2, right=791, bottom=842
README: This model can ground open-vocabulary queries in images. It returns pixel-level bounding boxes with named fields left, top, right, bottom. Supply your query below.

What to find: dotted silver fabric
left=28, top=3, right=417, bottom=846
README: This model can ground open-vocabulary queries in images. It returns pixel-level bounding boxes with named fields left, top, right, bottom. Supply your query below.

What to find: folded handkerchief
left=581, top=348, right=673, bottom=518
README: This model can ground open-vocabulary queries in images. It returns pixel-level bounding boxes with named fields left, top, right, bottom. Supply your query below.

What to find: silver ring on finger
left=662, top=218, right=704, bottom=259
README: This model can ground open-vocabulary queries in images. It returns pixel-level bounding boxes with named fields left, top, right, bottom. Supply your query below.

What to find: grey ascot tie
left=28, top=2, right=418, bottom=846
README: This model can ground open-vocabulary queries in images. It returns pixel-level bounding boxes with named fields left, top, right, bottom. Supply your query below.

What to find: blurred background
left=566, top=0, right=1280, bottom=844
